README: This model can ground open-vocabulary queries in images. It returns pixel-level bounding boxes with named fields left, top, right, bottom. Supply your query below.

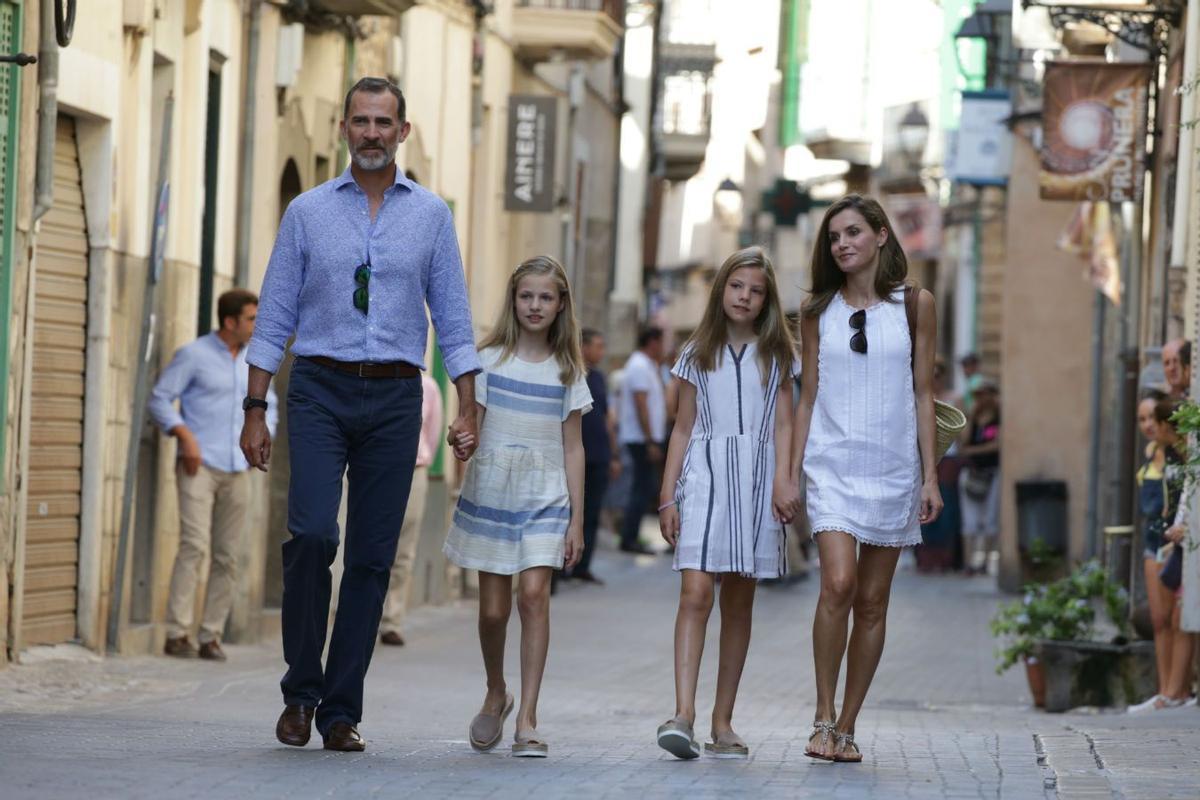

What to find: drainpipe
left=1170, top=0, right=1199, bottom=278
left=235, top=0, right=263, bottom=288
left=32, top=0, right=60, bottom=219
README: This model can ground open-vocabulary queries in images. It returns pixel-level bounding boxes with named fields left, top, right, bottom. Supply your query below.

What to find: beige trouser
left=165, top=463, right=250, bottom=644
left=380, top=467, right=428, bottom=636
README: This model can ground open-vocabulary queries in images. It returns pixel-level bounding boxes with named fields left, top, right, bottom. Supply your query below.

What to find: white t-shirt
left=618, top=350, right=666, bottom=445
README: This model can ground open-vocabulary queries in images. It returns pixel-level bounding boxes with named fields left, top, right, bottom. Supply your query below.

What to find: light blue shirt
left=247, top=167, right=482, bottom=381
left=148, top=333, right=279, bottom=473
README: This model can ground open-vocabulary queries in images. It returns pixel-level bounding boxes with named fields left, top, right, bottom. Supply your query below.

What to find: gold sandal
left=804, top=720, right=836, bottom=761
left=833, top=731, right=862, bottom=763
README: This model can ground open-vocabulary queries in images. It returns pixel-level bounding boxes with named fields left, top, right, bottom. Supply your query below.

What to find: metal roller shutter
left=24, top=116, right=88, bottom=645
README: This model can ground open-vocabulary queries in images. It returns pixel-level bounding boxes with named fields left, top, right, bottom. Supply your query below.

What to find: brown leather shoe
left=164, top=636, right=198, bottom=658
left=323, top=722, right=366, bottom=752
left=276, top=705, right=315, bottom=747
left=198, top=640, right=227, bottom=661
left=379, top=631, right=405, bottom=646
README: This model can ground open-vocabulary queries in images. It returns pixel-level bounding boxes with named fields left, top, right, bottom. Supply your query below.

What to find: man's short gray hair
left=343, top=77, right=406, bottom=124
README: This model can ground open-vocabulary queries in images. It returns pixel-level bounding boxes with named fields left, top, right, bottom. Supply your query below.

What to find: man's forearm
left=247, top=366, right=274, bottom=400
left=453, top=372, right=477, bottom=417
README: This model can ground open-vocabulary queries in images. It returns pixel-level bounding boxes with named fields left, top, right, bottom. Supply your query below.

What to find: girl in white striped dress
left=443, top=256, right=591, bottom=758
left=655, top=247, right=800, bottom=760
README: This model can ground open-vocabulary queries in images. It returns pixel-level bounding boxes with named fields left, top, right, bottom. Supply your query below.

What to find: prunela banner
left=1040, top=62, right=1150, bottom=202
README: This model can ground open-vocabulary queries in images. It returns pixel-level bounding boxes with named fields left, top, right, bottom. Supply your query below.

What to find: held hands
left=239, top=412, right=272, bottom=472
left=176, top=427, right=203, bottom=476
left=772, top=475, right=801, bottom=524
left=448, top=411, right=479, bottom=461
left=659, top=501, right=680, bottom=546
left=563, top=522, right=584, bottom=570
left=918, top=478, right=943, bottom=525
left=1167, top=523, right=1186, bottom=544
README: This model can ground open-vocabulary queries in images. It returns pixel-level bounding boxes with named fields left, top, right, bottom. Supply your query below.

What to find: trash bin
left=1016, top=480, right=1068, bottom=555
left=1103, top=525, right=1134, bottom=592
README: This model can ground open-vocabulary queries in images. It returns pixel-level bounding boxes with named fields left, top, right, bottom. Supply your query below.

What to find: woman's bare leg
left=712, top=573, right=757, bottom=739
left=809, top=532, right=858, bottom=757
left=673, top=569, right=716, bottom=726
left=836, top=543, right=903, bottom=742
left=1163, top=604, right=1196, bottom=701
left=1144, top=557, right=1176, bottom=696
left=477, top=571, right=513, bottom=715
left=515, top=567, right=553, bottom=732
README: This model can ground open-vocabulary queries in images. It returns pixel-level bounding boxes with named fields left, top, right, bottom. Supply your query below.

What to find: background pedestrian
left=959, top=378, right=1001, bottom=576
left=379, top=373, right=444, bottom=647
left=149, top=289, right=278, bottom=662
left=617, top=327, right=667, bottom=554
left=569, top=328, right=619, bottom=584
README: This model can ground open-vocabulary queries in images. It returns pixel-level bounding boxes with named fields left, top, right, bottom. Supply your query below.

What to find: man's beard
left=350, top=141, right=397, bottom=171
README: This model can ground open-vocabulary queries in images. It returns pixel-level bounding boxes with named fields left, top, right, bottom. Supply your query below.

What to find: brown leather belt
left=303, top=355, right=419, bottom=379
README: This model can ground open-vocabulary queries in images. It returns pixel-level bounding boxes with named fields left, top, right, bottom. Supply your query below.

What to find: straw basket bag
left=905, top=287, right=965, bottom=463
left=933, top=399, right=966, bottom=461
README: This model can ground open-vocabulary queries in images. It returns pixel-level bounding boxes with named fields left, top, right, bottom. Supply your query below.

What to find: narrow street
left=2, top=541, right=1195, bottom=799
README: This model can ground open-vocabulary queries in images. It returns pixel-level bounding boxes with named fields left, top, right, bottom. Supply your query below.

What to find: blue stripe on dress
left=488, top=373, right=566, bottom=399
left=452, top=510, right=567, bottom=541
left=488, top=390, right=563, bottom=416
left=457, top=496, right=571, bottom=525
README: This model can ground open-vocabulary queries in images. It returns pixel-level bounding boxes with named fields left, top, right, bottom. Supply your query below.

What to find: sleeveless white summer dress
left=804, top=289, right=922, bottom=547
left=671, top=342, right=787, bottom=578
left=443, top=346, right=592, bottom=574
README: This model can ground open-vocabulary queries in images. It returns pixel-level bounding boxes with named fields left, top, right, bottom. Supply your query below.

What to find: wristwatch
left=242, top=396, right=269, bottom=413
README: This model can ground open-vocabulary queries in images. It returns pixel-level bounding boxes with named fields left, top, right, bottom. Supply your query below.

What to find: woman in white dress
left=791, top=195, right=943, bottom=762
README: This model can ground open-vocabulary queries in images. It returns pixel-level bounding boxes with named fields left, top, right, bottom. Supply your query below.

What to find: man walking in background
left=149, top=289, right=278, bottom=662
left=379, top=372, right=443, bottom=646
left=569, top=329, right=620, bottom=583
left=617, top=327, right=666, bottom=555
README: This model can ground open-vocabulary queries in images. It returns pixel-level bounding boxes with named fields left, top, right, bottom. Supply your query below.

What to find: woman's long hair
left=803, top=194, right=909, bottom=318
left=685, top=246, right=797, bottom=384
left=478, top=255, right=585, bottom=384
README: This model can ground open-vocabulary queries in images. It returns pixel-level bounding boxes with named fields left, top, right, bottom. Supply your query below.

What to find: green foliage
left=989, top=560, right=1128, bottom=674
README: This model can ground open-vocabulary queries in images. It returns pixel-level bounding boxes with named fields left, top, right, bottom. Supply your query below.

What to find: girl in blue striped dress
left=655, top=247, right=800, bottom=760
left=443, top=256, right=591, bottom=758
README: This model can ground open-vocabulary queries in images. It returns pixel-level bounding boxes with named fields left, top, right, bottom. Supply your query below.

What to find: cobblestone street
left=1, top=541, right=1197, bottom=799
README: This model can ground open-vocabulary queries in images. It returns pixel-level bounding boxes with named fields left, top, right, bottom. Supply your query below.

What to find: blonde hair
left=479, top=255, right=585, bottom=384
left=684, top=247, right=797, bottom=383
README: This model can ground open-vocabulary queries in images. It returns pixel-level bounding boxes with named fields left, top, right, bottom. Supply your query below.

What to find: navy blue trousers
left=280, top=357, right=422, bottom=735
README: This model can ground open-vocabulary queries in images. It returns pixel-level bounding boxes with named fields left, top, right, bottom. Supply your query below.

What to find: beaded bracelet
left=657, top=500, right=677, bottom=512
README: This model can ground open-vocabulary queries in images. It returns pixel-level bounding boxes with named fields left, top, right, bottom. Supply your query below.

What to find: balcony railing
left=309, top=0, right=417, bottom=16
left=656, top=40, right=715, bottom=182
left=517, top=0, right=624, bottom=26
left=513, top=0, right=625, bottom=62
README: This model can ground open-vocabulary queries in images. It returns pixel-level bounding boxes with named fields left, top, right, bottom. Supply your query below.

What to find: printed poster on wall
left=504, top=94, right=557, bottom=213
left=1040, top=62, right=1151, bottom=202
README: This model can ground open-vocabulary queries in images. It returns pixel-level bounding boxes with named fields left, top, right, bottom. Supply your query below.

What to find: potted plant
left=991, top=560, right=1133, bottom=710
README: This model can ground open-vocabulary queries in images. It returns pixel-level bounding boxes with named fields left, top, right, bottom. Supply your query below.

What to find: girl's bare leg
left=712, top=573, right=757, bottom=739
left=477, top=571, right=513, bottom=715
left=515, top=567, right=553, bottom=732
left=673, top=569, right=716, bottom=725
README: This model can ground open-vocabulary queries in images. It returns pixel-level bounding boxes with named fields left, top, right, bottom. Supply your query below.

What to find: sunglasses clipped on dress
left=849, top=308, right=867, bottom=354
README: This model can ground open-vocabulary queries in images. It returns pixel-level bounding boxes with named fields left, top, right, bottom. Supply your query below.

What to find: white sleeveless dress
left=804, top=289, right=922, bottom=547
